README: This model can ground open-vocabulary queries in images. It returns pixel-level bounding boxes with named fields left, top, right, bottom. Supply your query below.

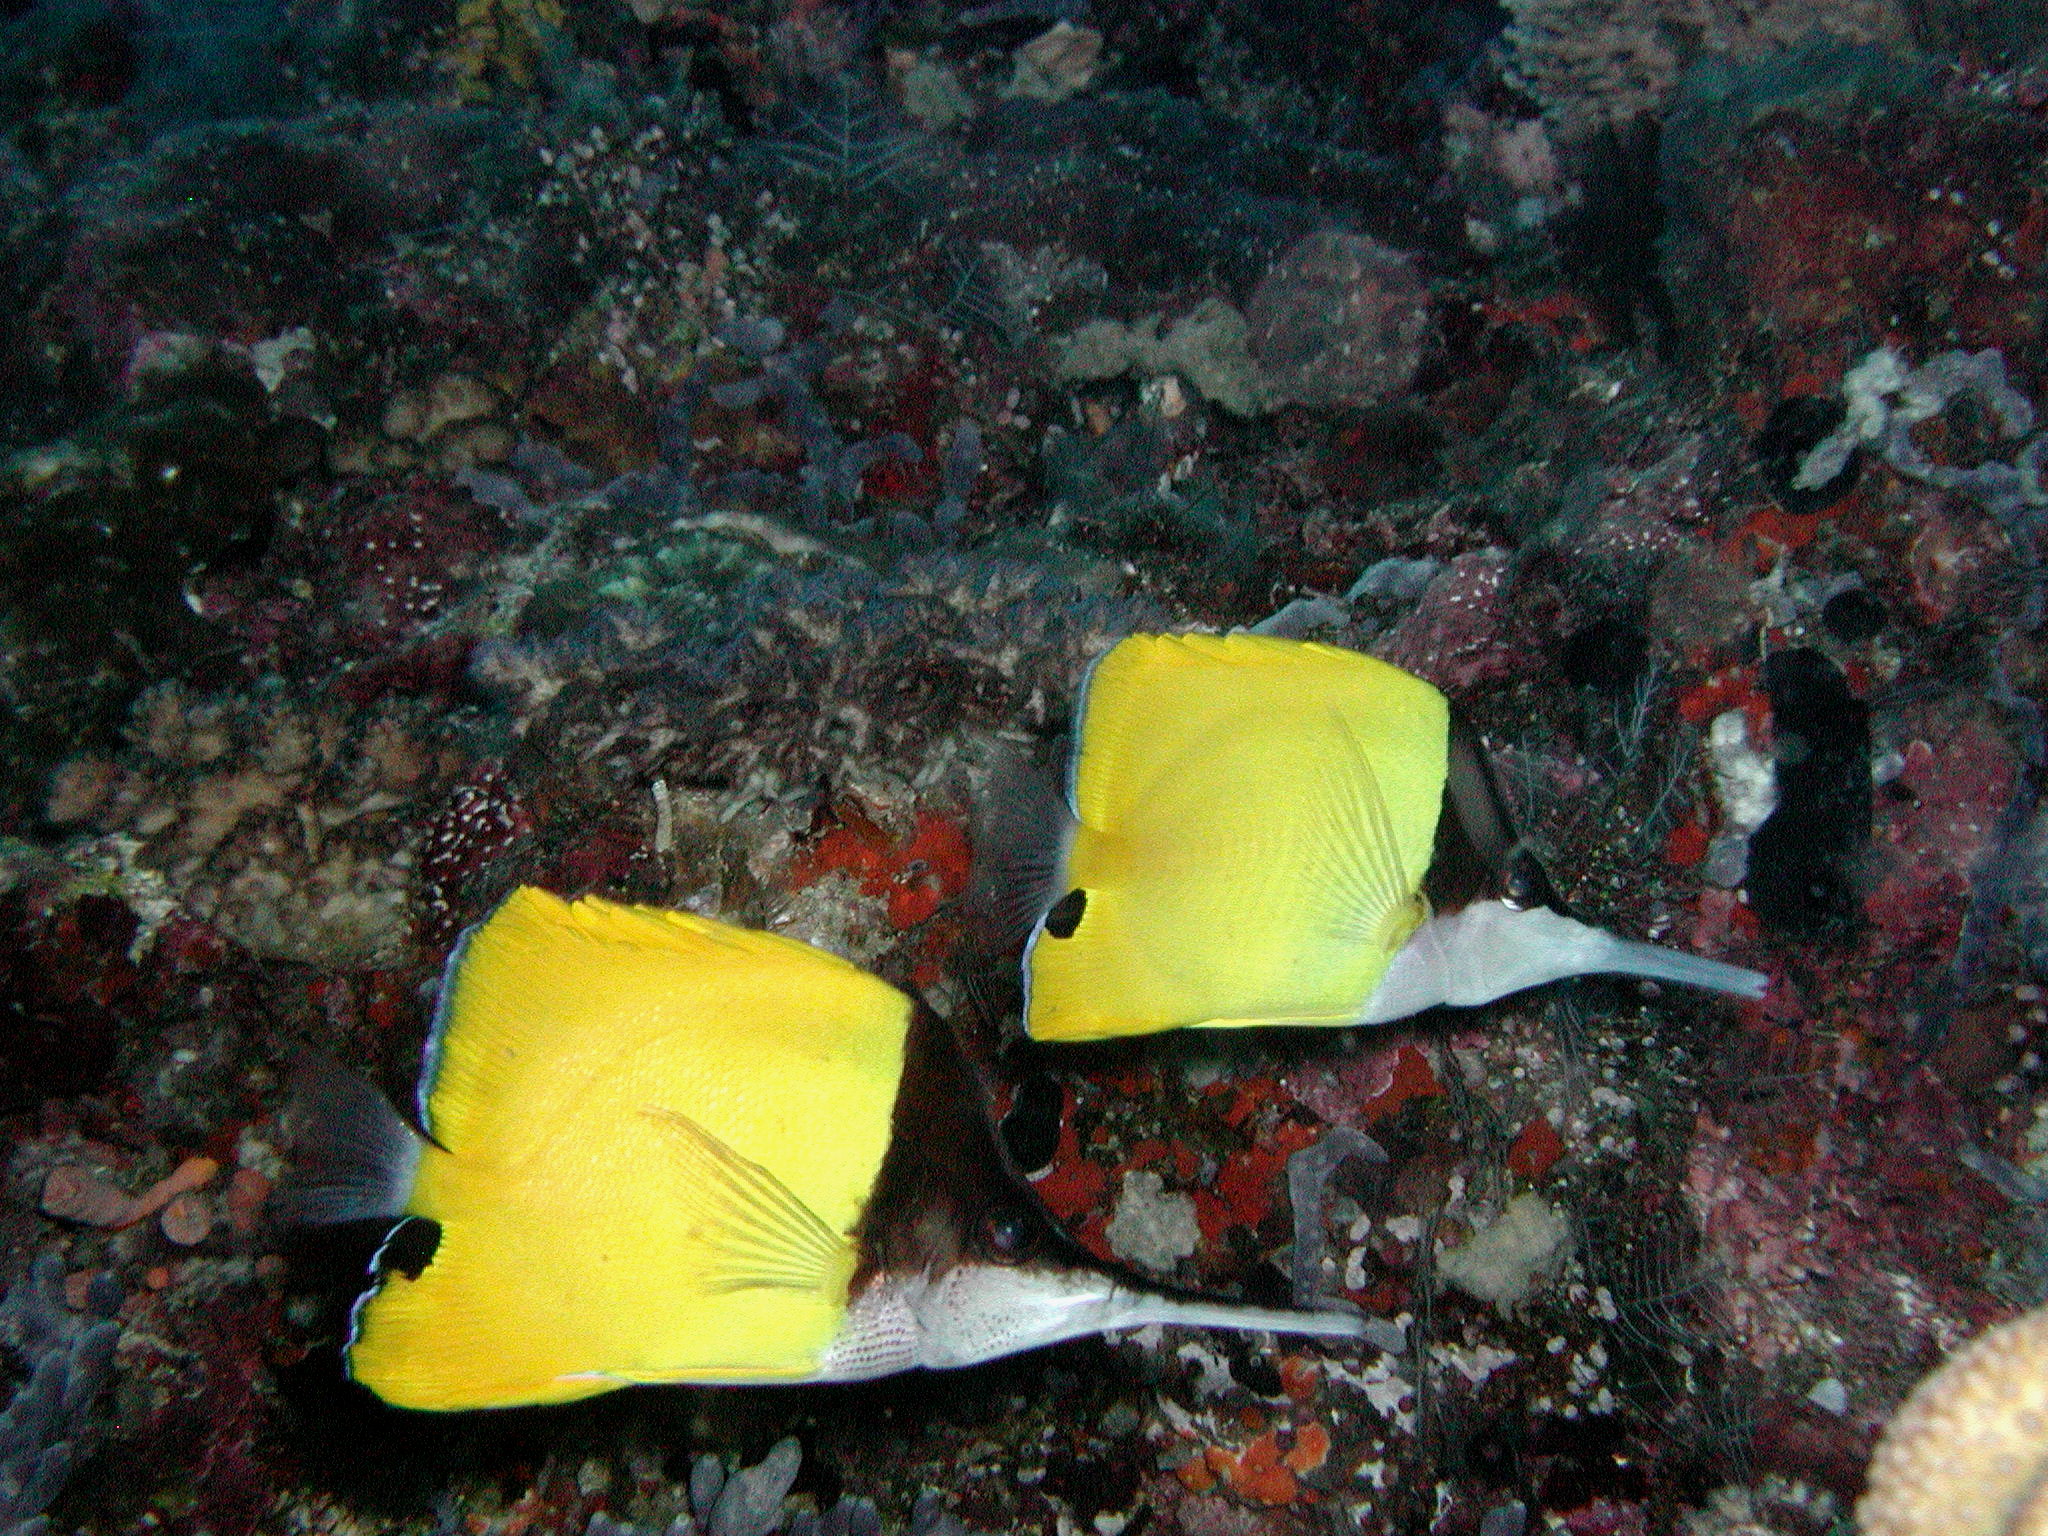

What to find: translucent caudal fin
left=273, top=1053, right=426, bottom=1225
left=967, top=743, right=1079, bottom=949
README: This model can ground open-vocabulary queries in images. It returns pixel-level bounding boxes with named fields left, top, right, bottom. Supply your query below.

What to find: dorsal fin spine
left=417, top=922, right=479, bottom=1139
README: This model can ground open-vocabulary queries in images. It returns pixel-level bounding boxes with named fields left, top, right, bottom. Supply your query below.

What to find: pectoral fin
left=645, top=1108, right=851, bottom=1294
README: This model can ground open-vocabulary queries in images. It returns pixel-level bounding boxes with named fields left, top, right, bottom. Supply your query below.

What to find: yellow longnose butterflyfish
left=980, top=632, right=1766, bottom=1043
left=284, top=886, right=1364, bottom=1410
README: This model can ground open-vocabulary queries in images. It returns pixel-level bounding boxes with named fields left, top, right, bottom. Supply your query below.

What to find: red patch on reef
left=1215, top=1076, right=1279, bottom=1130
left=1663, top=817, right=1710, bottom=868
left=1507, top=1115, right=1565, bottom=1181
left=1282, top=1039, right=1441, bottom=1132
left=1029, top=1114, right=1111, bottom=1224
left=862, top=358, right=943, bottom=504
left=1195, top=1119, right=1318, bottom=1246
left=788, top=800, right=971, bottom=929
left=1676, top=664, right=1762, bottom=726
left=1478, top=288, right=1608, bottom=354
left=1118, top=1137, right=1203, bottom=1184
left=1725, top=505, right=1817, bottom=570
left=1699, top=104, right=2047, bottom=363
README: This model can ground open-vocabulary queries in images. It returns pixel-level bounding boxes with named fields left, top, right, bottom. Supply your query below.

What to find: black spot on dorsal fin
left=1042, top=889, right=1086, bottom=939
left=375, top=1216, right=441, bottom=1281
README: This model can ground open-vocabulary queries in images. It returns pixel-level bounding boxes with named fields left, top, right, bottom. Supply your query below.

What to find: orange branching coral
left=42, top=1155, right=219, bottom=1231
left=1172, top=1419, right=1335, bottom=1506
left=1858, top=1304, right=2048, bottom=1536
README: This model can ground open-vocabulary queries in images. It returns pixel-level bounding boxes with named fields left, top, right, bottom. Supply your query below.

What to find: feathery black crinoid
left=763, top=75, right=924, bottom=202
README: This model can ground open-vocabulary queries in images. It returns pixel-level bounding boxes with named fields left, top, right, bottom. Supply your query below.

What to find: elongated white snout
left=1360, top=900, right=1767, bottom=1023
left=816, top=1263, right=1365, bottom=1381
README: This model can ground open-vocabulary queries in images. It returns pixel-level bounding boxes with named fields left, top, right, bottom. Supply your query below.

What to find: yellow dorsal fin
left=1027, top=633, right=1447, bottom=1040
left=347, top=888, right=910, bottom=1409
left=642, top=1107, right=845, bottom=1293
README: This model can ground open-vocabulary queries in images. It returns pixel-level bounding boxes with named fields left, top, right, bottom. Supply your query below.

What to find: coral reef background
left=0, top=0, right=2045, bottom=1532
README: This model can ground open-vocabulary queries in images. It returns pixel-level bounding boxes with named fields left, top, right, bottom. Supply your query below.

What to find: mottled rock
left=1245, top=230, right=1432, bottom=409
left=1104, top=1169, right=1200, bottom=1272
left=1437, top=1194, right=1571, bottom=1312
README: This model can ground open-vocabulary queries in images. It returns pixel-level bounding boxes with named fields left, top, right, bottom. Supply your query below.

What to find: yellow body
left=349, top=888, right=911, bottom=1409
left=1026, top=633, right=1449, bottom=1040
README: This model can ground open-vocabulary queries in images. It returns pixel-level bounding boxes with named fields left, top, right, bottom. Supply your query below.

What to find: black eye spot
left=1043, top=888, right=1086, bottom=938
left=1000, top=1071, right=1064, bottom=1176
left=376, top=1216, right=441, bottom=1280
left=985, top=1205, right=1034, bottom=1262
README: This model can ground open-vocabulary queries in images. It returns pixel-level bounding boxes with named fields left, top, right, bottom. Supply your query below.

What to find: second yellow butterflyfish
left=987, top=632, right=1766, bottom=1042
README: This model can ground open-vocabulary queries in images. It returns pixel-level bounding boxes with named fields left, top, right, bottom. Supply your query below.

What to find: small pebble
left=710, top=1437, right=802, bottom=1536
left=226, top=1167, right=271, bottom=1234
left=159, top=1191, right=213, bottom=1246
left=133, top=1155, right=222, bottom=1219
left=1807, top=1376, right=1849, bottom=1415
left=62, top=1267, right=100, bottom=1310
left=689, top=1454, right=726, bottom=1525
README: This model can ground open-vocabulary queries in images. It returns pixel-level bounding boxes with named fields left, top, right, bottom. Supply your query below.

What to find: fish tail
left=274, top=1053, right=426, bottom=1225
left=968, top=741, right=1079, bottom=949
